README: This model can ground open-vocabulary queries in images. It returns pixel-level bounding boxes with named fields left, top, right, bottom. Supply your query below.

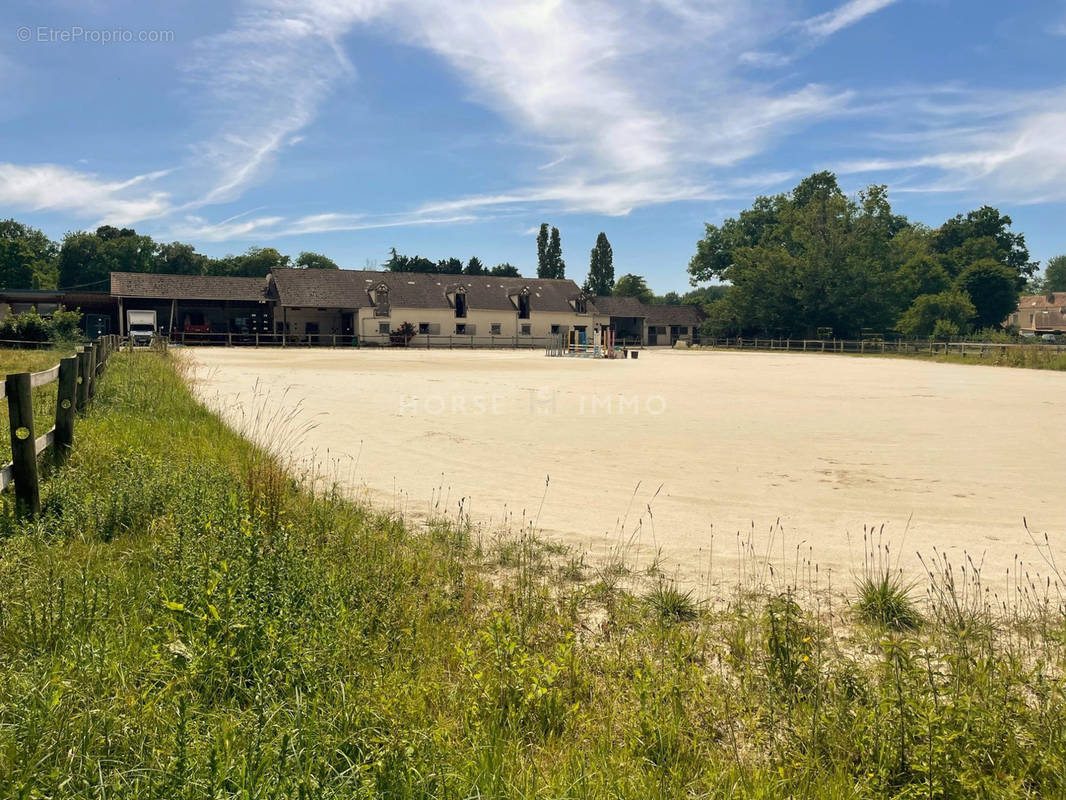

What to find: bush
left=0, top=305, right=83, bottom=343
left=931, top=319, right=959, bottom=341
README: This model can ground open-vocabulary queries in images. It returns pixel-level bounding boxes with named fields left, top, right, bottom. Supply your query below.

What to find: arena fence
left=699, top=337, right=1066, bottom=357
left=1, top=335, right=121, bottom=518
left=169, top=331, right=569, bottom=349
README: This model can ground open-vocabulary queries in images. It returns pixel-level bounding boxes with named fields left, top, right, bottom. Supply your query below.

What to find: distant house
left=643, top=304, right=706, bottom=346
left=1007, top=293, right=1066, bottom=335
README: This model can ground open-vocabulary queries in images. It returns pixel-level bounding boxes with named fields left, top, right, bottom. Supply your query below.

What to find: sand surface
left=188, top=347, right=1065, bottom=594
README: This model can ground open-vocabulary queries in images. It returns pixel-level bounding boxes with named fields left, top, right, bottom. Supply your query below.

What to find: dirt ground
left=187, top=347, right=1066, bottom=595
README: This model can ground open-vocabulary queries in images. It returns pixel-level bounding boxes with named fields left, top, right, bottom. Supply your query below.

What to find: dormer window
left=371, top=282, right=390, bottom=317
left=454, top=288, right=467, bottom=318
left=570, top=294, right=588, bottom=314
left=515, top=287, right=531, bottom=319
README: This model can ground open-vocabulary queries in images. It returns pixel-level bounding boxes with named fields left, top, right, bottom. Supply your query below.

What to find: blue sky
left=1, top=0, right=1064, bottom=293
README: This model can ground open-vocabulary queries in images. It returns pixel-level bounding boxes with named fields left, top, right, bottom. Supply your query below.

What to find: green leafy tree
left=1041, top=255, right=1066, bottom=293
left=0, top=219, right=58, bottom=290
left=491, top=262, right=520, bottom=277
left=584, top=232, right=614, bottom=295
left=536, top=224, right=550, bottom=278
left=437, top=258, right=463, bottom=274
left=463, top=257, right=487, bottom=276
left=209, top=247, right=291, bottom=278
left=931, top=206, right=1036, bottom=281
left=58, top=231, right=106, bottom=289
left=897, top=291, right=976, bottom=338
left=382, top=249, right=436, bottom=273
left=155, top=242, right=208, bottom=275
left=295, top=251, right=340, bottom=270
left=953, top=258, right=1020, bottom=329
left=612, top=273, right=653, bottom=304
left=651, top=291, right=682, bottom=305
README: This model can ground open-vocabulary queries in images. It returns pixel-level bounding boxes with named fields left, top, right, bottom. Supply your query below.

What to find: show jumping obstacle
left=545, top=328, right=621, bottom=359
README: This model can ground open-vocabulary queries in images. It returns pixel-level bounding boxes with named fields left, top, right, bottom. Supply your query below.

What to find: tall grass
left=0, top=351, right=1064, bottom=798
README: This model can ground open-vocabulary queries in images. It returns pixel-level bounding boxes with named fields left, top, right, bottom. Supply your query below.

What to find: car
left=1040, top=333, right=1058, bottom=342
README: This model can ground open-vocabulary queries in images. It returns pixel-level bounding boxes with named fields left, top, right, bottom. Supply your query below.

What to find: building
left=1008, top=293, right=1066, bottom=335
left=267, top=268, right=601, bottom=344
left=111, top=272, right=273, bottom=337
left=643, top=304, right=706, bottom=345
left=587, top=296, right=646, bottom=344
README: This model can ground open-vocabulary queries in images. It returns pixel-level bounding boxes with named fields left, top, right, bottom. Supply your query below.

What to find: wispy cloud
left=0, top=163, right=173, bottom=227
left=802, top=0, right=902, bottom=39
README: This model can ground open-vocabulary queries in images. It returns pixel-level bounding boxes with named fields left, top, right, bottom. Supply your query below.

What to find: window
left=520, top=324, right=532, bottom=336
left=679, top=326, right=688, bottom=334
left=550, top=324, right=560, bottom=335
left=491, top=323, right=502, bottom=335
left=456, top=323, right=467, bottom=335
left=518, top=294, right=531, bottom=319
left=572, top=297, right=587, bottom=313
left=419, top=323, right=430, bottom=334
left=378, top=322, right=389, bottom=334
left=373, top=283, right=390, bottom=317
left=454, top=291, right=467, bottom=318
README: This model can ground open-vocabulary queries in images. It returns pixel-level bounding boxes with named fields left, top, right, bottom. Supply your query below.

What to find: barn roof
left=110, top=272, right=269, bottom=302
left=1017, top=292, right=1066, bottom=310
left=643, top=304, right=706, bottom=326
left=269, top=268, right=585, bottom=312
left=589, top=296, right=647, bottom=317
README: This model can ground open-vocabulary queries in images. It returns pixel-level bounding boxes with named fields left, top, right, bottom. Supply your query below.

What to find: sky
left=1, top=0, right=1064, bottom=293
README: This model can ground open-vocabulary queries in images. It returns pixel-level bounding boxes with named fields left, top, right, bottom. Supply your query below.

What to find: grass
left=1, top=350, right=1065, bottom=798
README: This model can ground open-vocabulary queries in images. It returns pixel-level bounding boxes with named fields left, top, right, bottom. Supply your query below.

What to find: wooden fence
left=699, top=337, right=1066, bottom=357
left=1, top=335, right=121, bottom=517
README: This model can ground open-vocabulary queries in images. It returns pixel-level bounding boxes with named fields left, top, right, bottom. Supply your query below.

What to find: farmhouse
left=1008, top=292, right=1066, bottom=335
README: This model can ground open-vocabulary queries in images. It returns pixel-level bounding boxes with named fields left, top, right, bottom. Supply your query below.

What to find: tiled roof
left=1017, top=292, right=1066, bottom=310
left=589, top=296, right=647, bottom=317
left=643, top=303, right=706, bottom=326
left=110, top=272, right=269, bottom=302
left=270, top=268, right=584, bottom=312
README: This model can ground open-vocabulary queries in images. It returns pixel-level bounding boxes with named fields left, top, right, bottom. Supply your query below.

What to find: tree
left=536, top=224, right=550, bottom=277
left=295, top=251, right=339, bottom=270
left=897, top=291, right=976, bottom=338
left=931, top=206, right=1036, bottom=281
left=612, top=273, right=653, bottom=304
left=209, top=247, right=290, bottom=277
left=1041, top=255, right=1066, bottom=293
left=547, top=226, right=565, bottom=278
left=58, top=231, right=106, bottom=289
left=953, top=259, right=1019, bottom=329
left=155, top=242, right=208, bottom=275
left=463, top=257, right=487, bottom=275
left=584, top=232, right=614, bottom=295
left=437, top=258, right=463, bottom=274
left=383, top=249, right=436, bottom=273
left=491, top=262, right=520, bottom=277
left=0, top=219, right=57, bottom=290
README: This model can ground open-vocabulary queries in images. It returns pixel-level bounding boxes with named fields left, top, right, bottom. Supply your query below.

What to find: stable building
left=268, top=268, right=600, bottom=344
left=587, top=296, right=646, bottom=345
left=643, top=304, right=705, bottom=346
left=111, top=272, right=272, bottom=337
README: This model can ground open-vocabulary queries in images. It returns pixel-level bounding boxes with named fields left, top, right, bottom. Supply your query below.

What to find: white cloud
left=802, top=0, right=901, bottom=39
left=0, top=163, right=172, bottom=226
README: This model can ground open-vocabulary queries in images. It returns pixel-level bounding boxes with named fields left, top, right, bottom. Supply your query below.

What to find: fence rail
left=170, top=331, right=575, bottom=350
left=699, top=337, right=1066, bottom=357
left=1, top=334, right=121, bottom=517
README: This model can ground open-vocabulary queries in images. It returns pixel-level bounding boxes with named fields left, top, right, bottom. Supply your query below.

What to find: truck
left=126, top=309, right=157, bottom=347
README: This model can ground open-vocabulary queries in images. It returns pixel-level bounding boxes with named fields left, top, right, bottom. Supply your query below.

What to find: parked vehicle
left=126, top=310, right=157, bottom=346
left=1040, top=333, right=1059, bottom=342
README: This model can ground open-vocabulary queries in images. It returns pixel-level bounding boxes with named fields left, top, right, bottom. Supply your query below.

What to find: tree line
left=0, top=221, right=341, bottom=292
left=381, top=249, right=520, bottom=276
left=687, top=172, right=1063, bottom=339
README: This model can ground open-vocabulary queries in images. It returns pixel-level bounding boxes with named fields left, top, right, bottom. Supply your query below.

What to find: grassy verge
left=1, top=352, right=1064, bottom=798
left=694, top=343, right=1066, bottom=371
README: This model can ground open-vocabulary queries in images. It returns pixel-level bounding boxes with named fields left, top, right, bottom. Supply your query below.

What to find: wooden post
left=85, top=344, right=97, bottom=400
left=6, top=372, right=40, bottom=517
left=76, top=350, right=91, bottom=412
left=118, top=297, right=125, bottom=336
left=54, top=356, right=78, bottom=464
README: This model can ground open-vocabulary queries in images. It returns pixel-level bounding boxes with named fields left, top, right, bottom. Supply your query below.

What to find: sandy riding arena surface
left=188, top=348, right=1065, bottom=593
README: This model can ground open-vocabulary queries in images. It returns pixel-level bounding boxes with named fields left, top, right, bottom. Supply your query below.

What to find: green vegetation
left=535, top=223, right=566, bottom=279
left=689, top=173, right=1039, bottom=339
left=1, top=353, right=1065, bottom=798
left=0, top=345, right=77, bottom=465
left=0, top=307, right=83, bottom=344
left=583, top=232, right=614, bottom=295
